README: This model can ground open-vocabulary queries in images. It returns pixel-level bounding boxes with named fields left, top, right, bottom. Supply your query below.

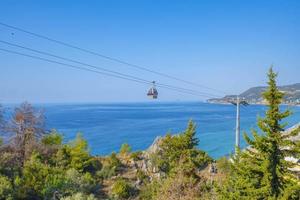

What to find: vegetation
left=111, top=178, right=134, bottom=199
left=219, top=68, right=300, bottom=199
left=0, top=68, right=299, bottom=199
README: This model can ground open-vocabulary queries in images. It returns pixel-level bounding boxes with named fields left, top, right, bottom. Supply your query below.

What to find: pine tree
left=184, top=120, right=199, bottom=149
left=220, top=67, right=300, bottom=199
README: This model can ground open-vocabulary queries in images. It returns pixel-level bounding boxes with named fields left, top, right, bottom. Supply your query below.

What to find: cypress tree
left=220, top=67, right=300, bottom=199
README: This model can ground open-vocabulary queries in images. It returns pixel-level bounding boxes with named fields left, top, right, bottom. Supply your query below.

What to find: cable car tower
left=228, top=96, right=249, bottom=155
left=147, top=81, right=158, bottom=99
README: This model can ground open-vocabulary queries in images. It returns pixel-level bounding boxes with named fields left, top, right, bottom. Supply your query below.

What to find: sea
left=3, top=102, right=300, bottom=159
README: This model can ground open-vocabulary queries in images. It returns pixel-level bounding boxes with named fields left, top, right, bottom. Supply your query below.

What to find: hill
left=208, top=83, right=300, bottom=104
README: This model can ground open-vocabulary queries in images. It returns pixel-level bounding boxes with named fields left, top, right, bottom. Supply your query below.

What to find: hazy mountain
left=208, top=83, right=300, bottom=104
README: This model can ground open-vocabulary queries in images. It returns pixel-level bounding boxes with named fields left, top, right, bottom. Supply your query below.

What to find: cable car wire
left=0, top=47, right=218, bottom=98
left=0, top=22, right=227, bottom=95
left=0, top=40, right=221, bottom=98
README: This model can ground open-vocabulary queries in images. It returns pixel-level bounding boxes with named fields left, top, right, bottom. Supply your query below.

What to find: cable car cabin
left=147, top=81, right=158, bottom=99
left=147, top=87, right=158, bottom=99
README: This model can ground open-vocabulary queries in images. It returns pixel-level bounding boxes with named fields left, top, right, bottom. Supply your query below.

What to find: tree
left=221, top=67, right=300, bottom=199
left=157, top=120, right=210, bottom=174
left=184, top=120, right=199, bottom=149
left=8, top=102, right=46, bottom=166
left=19, top=152, right=65, bottom=199
left=68, top=133, right=92, bottom=172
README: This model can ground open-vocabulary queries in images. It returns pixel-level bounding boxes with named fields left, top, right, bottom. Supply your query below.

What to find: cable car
left=147, top=81, right=158, bottom=99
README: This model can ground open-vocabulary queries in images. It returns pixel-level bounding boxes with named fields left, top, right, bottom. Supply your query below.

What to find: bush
left=42, top=130, right=63, bottom=145
left=111, top=178, right=133, bottom=199
left=120, top=143, right=131, bottom=156
left=64, top=168, right=98, bottom=194
left=96, top=165, right=117, bottom=179
left=130, top=151, right=143, bottom=161
left=20, top=152, right=66, bottom=199
left=68, top=133, right=92, bottom=172
left=139, top=180, right=160, bottom=200
left=61, top=192, right=97, bottom=200
left=0, top=175, right=13, bottom=200
left=136, top=170, right=148, bottom=183
left=108, top=152, right=122, bottom=169
left=216, top=157, right=231, bottom=175
left=97, top=153, right=122, bottom=180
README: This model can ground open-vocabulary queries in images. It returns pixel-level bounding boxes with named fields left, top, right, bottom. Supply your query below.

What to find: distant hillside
left=208, top=83, right=300, bottom=105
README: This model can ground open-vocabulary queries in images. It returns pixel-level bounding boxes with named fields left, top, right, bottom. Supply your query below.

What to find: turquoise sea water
left=4, top=102, right=300, bottom=158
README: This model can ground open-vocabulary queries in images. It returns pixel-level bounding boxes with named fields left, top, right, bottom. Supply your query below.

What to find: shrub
left=155, top=121, right=211, bottom=174
left=139, top=180, right=160, bottom=200
left=0, top=175, right=13, bottom=200
left=97, top=165, right=117, bottom=179
left=108, top=152, right=122, bottom=169
left=111, top=178, right=133, bottom=199
left=20, top=152, right=66, bottom=199
left=120, top=143, right=131, bottom=156
left=64, top=168, right=97, bottom=194
left=97, top=152, right=122, bottom=180
left=130, top=151, right=143, bottom=161
left=61, top=192, right=97, bottom=200
left=136, top=169, right=148, bottom=183
left=42, top=130, right=63, bottom=145
left=68, top=133, right=92, bottom=172
left=216, top=157, right=231, bottom=175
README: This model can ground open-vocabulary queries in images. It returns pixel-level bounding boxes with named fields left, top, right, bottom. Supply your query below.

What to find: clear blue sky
left=0, top=0, right=299, bottom=103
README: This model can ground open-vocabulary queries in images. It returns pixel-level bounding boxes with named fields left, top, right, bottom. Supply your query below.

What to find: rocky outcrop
left=129, top=136, right=166, bottom=180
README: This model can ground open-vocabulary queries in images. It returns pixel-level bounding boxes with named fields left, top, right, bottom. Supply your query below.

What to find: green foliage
left=153, top=156, right=213, bottom=200
left=140, top=121, right=212, bottom=199
left=0, top=138, right=2, bottom=146
left=136, top=169, right=148, bottom=183
left=217, top=157, right=231, bottom=175
left=61, top=193, right=97, bottom=200
left=0, top=174, right=13, bottom=200
left=97, top=152, right=122, bottom=179
left=63, top=168, right=98, bottom=194
left=51, top=133, right=97, bottom=173
left=108, top=152, right=122, bottom=169
left=18, top=152, right=98, bottom=198
left=184, top=119, right=199, bottom=149
left=139, top=180, right=161, bottom=200
left=130, top=151, right=142, bottom=161
left=111, top=178, right=133, bottom=199
left=54, top=145, right=72, bottom=168
left=157, top=172, right=200, bottom=200
left=19, top=152, right=65, bottom=199
left=156, top=120, right=211, bottom=174
left=220, top=67, right=300, bottom=199
left=97, top=165, right=117, bottom=179
left=68, top=133, right=92, bottom=172
left=120, top=143, right=131, bottom=156
left=42, top=130, right=63, bottom=145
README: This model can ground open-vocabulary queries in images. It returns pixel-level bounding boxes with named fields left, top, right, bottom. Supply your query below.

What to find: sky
left=0, top=0, right=299, bottom=103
